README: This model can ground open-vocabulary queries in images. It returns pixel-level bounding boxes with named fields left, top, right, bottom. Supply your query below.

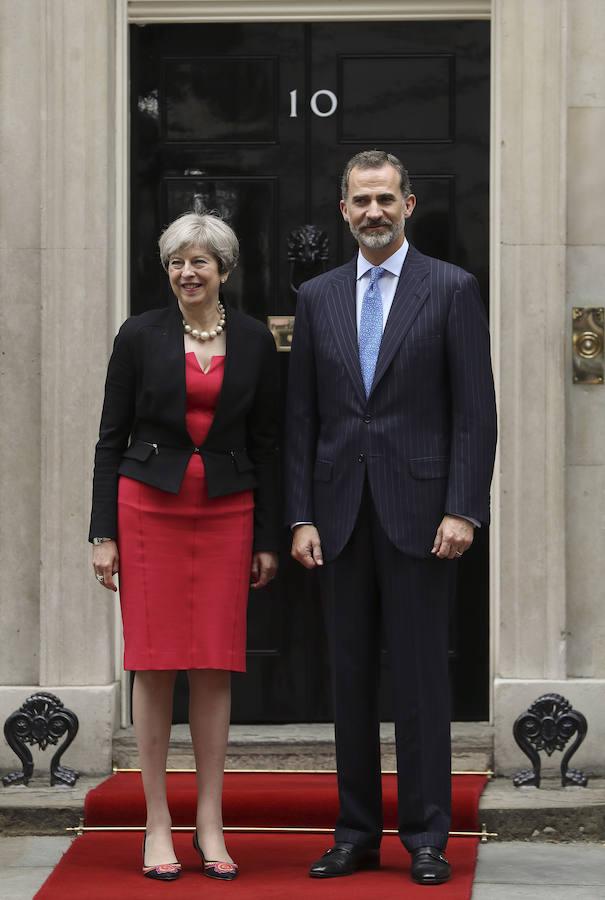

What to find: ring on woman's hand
left=455, top=551, right=463, bottom=557
left=96, top=573, right=105, bottom=583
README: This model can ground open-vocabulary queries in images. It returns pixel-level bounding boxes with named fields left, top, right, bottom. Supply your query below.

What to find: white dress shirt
left=356, top=240, right=409, bottom=335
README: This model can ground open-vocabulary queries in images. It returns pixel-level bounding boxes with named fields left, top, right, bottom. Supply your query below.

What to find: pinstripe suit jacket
left=285, top=245, right=497, bottom=561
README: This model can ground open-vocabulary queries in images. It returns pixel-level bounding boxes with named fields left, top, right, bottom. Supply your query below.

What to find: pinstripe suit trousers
left=320, top=480, right=455, bottom=852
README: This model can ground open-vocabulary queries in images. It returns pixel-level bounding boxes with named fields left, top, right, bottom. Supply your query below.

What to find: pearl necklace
left=183, top=301, right=226, bottom=342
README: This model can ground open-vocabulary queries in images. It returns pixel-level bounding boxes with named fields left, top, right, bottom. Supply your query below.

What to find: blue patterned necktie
left=359, top=266, right=386, bottom=396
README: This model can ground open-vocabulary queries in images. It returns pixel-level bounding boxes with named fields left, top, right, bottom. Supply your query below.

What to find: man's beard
left=349, top=217, right=405, bottom=249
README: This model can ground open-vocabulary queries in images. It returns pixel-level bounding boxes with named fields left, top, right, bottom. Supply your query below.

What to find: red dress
left=117, top=353, right=254, bottom=671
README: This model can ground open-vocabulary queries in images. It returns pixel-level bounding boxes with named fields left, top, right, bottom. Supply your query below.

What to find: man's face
left=340, top=164, right=415, bottom=251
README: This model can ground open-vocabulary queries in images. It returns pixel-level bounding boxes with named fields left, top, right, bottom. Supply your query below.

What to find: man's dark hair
left=341, top=150, right=412, bottom=201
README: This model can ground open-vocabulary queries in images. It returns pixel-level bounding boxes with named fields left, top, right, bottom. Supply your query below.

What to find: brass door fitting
left=572, top=307, right=604, bottom=384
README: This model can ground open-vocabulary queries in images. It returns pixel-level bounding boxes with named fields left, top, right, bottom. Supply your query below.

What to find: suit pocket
left=409, top=456, right=449, bottom=479
left=313, top=459, right=333, bottom=482
left=121, top=440, right=156, bottom=463
left=231, top=449, right=255, bottom=474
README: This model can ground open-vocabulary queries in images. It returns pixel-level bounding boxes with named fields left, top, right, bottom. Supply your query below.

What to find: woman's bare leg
left=188, top=668, right=233, bottom=862
left=132, top=669, right=178, bottom=865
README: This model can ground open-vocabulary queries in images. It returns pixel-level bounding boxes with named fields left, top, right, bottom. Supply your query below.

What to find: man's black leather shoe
left=410, top=846, right=451, bottom=885
left=309, top=842, right=381, bottom=878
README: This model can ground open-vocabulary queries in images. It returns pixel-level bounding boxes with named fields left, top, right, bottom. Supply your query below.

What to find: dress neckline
left=186, top=351, right=225, bottom=376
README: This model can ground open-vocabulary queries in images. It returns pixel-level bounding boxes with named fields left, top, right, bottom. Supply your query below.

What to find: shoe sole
left=143, top=872, right=180, bottom=881
left=411, top=873, right=451, bottom=885
left=309, top=860, right=381, bottom=878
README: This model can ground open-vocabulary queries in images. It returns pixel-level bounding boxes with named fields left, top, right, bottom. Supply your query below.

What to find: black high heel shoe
left=142, top=834, right=182, bottom=881
left=193, top=831, right=239, bottom=881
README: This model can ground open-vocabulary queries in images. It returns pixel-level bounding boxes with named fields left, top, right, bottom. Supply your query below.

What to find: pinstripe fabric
left=285, top=245, right=497, bottom=562
left=321, top=483, right=454, bottom=850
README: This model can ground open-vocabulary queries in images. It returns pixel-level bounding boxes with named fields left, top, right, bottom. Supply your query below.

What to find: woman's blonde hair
left=158, top=212, right=239, bottom=274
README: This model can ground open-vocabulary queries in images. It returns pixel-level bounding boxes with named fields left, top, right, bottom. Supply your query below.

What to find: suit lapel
left=202, top=303, right=240, bottom=441
left=370, top=246, right=430, bottom=396
left=324, top=259, right=366, bottom=404
left=160, top=302, right=188, bottom=430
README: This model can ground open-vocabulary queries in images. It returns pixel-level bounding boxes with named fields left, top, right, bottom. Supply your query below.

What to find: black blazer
left=89, top=302, right=280, bottom=551
left=285, top=246, right=497, bottom=561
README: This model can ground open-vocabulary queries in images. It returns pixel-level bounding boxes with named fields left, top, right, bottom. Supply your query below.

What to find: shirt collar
left=356, top=239, right=409, bottom=281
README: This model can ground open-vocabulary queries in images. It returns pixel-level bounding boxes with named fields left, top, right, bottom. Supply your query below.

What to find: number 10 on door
left=290, top=89, right=338, bottom=118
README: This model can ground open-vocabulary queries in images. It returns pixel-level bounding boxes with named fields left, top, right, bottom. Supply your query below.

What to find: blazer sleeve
left=444, top=273, right=497, bottom=525
left=88, top=319, right=137, bottom=541
left=284, top=283, right=318, bottom=526
left=246, top=327, right=281, bottom=552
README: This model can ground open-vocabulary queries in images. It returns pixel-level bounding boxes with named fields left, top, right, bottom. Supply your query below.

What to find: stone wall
left=0, top=0, right=43, bottom=687
left=493, top=0, right=605, bottom=775
left=0, top=0, right=120, bottom=774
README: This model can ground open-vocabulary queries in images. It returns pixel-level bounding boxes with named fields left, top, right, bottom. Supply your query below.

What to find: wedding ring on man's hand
left=96, top=573, right=105, bottom=583
left=455, top=551, right=463, bottom=557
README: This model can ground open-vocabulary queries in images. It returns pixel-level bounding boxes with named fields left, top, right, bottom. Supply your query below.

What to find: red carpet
left=85, top=771, right=487, bottom=831
left=36, top=833, right=479, bottom=899
left=35, top=772, right=487, bottom=899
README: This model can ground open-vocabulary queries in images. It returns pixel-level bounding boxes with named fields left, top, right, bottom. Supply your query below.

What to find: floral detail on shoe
left=143, top=863, right=182, bottom=875
left=204, top=861, right=239, bottom=875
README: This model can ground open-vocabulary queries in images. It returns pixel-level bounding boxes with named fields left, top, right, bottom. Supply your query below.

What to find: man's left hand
left=431, top=515, right=474, bottom=560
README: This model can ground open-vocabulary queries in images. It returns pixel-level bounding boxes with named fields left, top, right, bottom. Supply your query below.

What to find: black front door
left=130, top=20, right=491, bottom=722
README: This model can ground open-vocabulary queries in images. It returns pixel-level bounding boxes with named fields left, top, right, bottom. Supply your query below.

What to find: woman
left=89, top=213, right=280, bottom=881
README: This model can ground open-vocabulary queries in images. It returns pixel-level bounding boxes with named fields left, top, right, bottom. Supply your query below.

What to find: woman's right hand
left=92, top=541, right=119, bottom=592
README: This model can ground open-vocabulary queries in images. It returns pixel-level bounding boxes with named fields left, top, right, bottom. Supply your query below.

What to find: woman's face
left=167, top=245, right=227, bottom=312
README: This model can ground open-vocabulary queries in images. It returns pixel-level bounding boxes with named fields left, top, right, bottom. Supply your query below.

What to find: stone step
left=2, top=723, right=603, bottom=841
left=113, top=721, right=494, bottom=773
left=1, top=773, right=603, bottom=842
left=479, top=778, right=605, bottom=843
left=0, top=776, right=103, bottom=837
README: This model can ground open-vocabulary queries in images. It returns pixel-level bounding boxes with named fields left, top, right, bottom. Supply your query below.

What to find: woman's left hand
left=250, top=552, right=278, bottom=589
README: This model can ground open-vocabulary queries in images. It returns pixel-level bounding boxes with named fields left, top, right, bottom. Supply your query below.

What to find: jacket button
left=358, top=453, right=365, bottom=463
left=363, top=415, right=371, bottom=424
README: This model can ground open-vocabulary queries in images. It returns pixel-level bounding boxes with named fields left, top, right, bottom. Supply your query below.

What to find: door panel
left=338, top=54, right=454, bottom=143
left=130, top=19, right=490, bottom=722
left=164, top=58, right=279, bottom=143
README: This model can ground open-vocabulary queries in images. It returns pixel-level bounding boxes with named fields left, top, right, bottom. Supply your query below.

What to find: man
left=285, top=150, right=496, bottom=886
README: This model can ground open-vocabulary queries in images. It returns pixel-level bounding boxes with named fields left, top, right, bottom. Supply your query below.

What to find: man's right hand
left=291, top=524, right=324, bottom=569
